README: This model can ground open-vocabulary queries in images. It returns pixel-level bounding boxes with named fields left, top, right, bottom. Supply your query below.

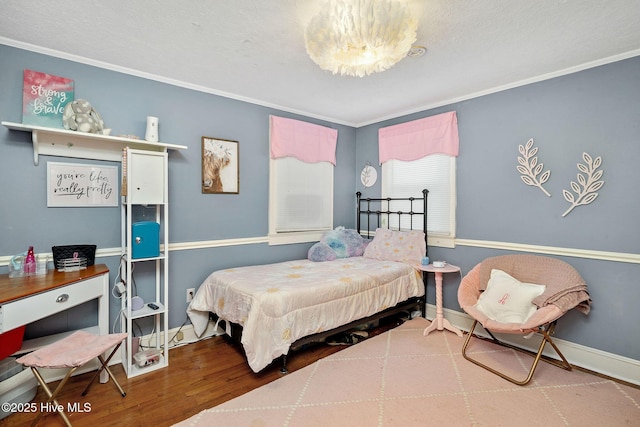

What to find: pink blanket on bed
left=187, top=257, right=423, bottom=372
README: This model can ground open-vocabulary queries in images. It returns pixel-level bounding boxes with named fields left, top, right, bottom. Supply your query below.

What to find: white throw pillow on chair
left=475, top=269, right=546, bottom=324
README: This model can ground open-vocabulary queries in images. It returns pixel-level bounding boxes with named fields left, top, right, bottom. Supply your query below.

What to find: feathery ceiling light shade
left=305, top=0, right=418, bottom=77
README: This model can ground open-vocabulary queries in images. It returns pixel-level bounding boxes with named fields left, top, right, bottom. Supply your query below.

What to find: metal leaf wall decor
left=517, top=138, right=551, bottom=197
left=562, top=152, right=604, bottom=217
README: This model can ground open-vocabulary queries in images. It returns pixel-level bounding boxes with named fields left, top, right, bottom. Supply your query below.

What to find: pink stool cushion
left=17, top=331, right=127, bottom=369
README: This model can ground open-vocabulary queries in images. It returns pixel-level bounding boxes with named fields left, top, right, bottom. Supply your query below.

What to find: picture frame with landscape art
left=202, top=136, right=239, bottom=194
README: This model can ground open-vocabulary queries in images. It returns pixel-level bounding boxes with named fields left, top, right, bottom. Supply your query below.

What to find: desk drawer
left=0, top=275, right=105, bottom=333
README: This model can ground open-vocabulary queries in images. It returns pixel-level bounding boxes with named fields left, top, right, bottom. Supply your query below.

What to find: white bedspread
left=187, top=257, right=423, bottom=372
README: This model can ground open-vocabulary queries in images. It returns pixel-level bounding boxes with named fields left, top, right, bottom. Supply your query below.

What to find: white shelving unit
left=2, top=121, right=187, bottom=165
left=120, top=148, right=170, bottom=378
left=3, top=120, right=186, bottom=378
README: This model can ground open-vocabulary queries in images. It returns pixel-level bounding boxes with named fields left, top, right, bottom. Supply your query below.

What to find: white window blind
left=382, top=154, right=455, bottom=237
left=268, top=115, right=336, bottom=244
left=272, top=157, right=333, bottom=233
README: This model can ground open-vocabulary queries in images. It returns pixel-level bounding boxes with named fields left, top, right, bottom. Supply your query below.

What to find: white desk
left=0, top=264, right=109, bottom=337
left=0, top=265, right=110, bottom=383
left=420, top=263, right=463, bottom=337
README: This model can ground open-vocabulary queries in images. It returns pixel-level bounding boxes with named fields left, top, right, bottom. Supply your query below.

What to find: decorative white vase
left=145, top=116, right=159, bottom=142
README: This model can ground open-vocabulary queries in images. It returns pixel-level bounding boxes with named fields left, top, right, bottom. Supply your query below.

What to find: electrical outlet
left=186, top=288, right=195, bottom=303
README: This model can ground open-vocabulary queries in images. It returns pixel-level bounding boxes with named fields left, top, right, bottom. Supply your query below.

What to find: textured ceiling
left=1, top=0, right=639, bottom=126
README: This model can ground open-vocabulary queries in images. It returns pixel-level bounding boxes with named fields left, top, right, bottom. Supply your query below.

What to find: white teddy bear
left=62, top=99, right=105, bottom=133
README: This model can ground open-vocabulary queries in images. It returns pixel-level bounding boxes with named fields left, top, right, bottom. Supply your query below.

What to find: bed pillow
left=308, top=226, right=368, bottom=262
left=362, top=228, right=425, bottom=266
left=308, top=242, right=337, bottom=262
left=475, top=269, right=546, bottom=324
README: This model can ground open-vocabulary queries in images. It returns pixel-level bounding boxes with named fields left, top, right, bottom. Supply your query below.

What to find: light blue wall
left=2, top=43, right=639, bottom=361
left=0, top=44, right=356, bottom=338
left=356, top=56, right=640, bottom=360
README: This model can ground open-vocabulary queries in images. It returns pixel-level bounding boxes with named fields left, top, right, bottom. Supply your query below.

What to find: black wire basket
left=52, top=244, right=96, bottom=272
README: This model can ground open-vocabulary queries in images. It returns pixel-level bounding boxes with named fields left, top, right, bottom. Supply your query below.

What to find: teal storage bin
left=131, top=221, right=160, bottom=259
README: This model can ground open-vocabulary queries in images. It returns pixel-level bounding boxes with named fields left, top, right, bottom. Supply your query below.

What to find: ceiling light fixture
left=304, top=0, right=418, bottom=78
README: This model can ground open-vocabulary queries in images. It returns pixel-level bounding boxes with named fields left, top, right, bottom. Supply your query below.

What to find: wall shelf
left=2, top=121, right=187, bottom=165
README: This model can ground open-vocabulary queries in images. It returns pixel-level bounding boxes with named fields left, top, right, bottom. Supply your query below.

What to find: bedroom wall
left=355, top=55, right=640, bottom=361
left=0, top=44, right=357, bottom=339
left=2, top=41, right=638, bottom=368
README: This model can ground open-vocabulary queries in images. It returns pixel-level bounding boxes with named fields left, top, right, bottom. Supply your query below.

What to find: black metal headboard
left=356, top=189, right=429, bottom=256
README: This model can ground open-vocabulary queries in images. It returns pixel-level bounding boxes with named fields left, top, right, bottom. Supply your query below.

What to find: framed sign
left=202, top=136, right=239, bottom=194
left=47, top=162, right=119, bottom=207
left=23, top=69, right=74, bottom=129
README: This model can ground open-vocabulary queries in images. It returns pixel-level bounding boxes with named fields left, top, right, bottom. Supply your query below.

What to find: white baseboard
left=34, top=310, right=639, bottom=387
left=426, top=304, right=640, bottom=386
left=166, top=321, right=225, bottom=348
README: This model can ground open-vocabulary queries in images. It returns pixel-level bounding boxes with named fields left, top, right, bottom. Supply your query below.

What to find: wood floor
left=1, top=317, right=404, bottom=427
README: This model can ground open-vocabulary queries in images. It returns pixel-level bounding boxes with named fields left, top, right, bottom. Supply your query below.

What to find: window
left=268, top=156, right=333, bottom=244
left=268, top=115, right=336, bottom=245
left=382, top=154, right=456, bottom=247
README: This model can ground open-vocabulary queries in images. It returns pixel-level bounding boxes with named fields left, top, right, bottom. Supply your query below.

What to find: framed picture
left=202, top=136, right=239, bottom=194
left=47, top=162, right=118, bottom=207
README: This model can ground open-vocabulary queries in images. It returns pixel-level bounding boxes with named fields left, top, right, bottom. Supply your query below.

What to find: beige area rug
left=175, top=317, right=640, bottom=426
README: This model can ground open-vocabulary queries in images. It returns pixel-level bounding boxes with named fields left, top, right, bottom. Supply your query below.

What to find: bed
left=187, top=190, right=429, bottom=373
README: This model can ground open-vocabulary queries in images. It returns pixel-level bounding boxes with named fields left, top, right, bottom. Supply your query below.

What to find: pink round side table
left=420, top=263, right=463, bottom=337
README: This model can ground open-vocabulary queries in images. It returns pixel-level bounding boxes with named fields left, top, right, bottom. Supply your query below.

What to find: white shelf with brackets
left=2, top=121, right=187, bottom=165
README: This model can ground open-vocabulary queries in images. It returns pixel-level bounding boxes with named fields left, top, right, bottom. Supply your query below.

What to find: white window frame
left=268, top=156, right=334, bottom=245
left=381, top=154, right=456, bottom=248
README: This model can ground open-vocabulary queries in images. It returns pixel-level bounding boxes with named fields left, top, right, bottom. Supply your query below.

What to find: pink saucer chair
left=457, top=254, right=591, bottom=385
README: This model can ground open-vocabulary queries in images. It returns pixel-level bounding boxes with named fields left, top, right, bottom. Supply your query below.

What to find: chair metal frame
left=461, top=319, right=572, bottom=386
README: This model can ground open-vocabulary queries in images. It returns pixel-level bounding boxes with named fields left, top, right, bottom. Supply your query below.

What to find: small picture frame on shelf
left=201, top=136, right=239, bottom=194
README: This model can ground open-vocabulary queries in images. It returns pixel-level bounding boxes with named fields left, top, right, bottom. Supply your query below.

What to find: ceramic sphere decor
left=360, top=163, right=377, bottom=188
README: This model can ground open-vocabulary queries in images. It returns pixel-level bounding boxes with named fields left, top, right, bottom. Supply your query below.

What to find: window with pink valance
left=270, top=115, right=338, bottom=165
left=378, top=111, right=459, bottom=164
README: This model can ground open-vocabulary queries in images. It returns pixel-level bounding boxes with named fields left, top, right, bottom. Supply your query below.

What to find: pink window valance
left=270, top=115, right=338, bottom=165
left=378, top=111, right=459, bottom=164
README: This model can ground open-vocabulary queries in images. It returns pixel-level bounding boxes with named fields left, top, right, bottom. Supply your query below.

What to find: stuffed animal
left=62, top=99, right=105, bottom=133
left=308, top=226, right=369, bottom=262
